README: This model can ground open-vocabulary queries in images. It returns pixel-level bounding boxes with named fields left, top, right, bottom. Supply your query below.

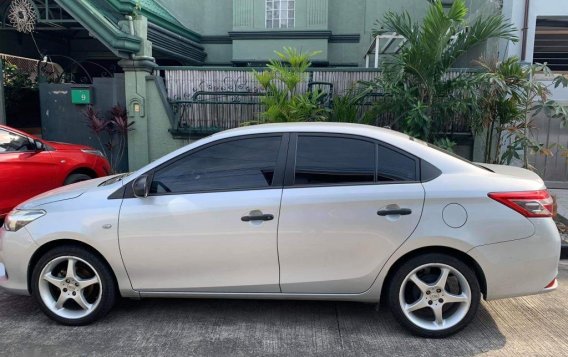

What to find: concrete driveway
left=1, top=261, right=567, bottom=357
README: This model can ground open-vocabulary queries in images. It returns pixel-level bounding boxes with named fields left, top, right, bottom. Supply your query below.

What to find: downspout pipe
left=521, top=0, right=530, bottom=61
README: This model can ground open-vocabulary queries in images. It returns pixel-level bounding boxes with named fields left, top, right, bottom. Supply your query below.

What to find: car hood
left=17, top=176, right=112, bottom=209
left=477, top=163, right=545, bottom=187
left=46, top=141, right=92, bottom=151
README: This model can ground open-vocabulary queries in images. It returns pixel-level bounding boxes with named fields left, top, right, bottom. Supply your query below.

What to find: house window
left=266, top=0, right=294, bottom=29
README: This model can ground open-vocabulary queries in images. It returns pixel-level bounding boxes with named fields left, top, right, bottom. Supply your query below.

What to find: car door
left=118, top=134, right=288, bottom=293
left=0, top=128, right=56, bottom=215
left=278, top=133, right=425, bottom=294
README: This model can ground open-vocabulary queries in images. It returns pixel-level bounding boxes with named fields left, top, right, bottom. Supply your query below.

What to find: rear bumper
left=469, top=218, right=560, bottom=300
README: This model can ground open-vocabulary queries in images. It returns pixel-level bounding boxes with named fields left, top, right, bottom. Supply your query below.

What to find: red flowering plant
left=83, top=104, right=134, bottom=173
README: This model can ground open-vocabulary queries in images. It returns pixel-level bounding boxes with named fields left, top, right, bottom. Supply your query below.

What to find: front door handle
left=241, top=214, right=274, bottom=222
left=377, top=208, right=412, bottom=216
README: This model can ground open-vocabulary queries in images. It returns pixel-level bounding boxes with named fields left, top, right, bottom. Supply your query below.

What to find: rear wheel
left=64, top=173, right=92, bottom=185
left=31, top=246, right=116, bottom=325
left=388, top=253, right=480, bottom=338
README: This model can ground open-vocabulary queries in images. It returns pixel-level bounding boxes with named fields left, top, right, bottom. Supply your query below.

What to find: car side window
left=150, top=136, right=283, bottom=194
left=377, top=145, right=418, bottom=182
left=0, top=129, right=33, bottom=153
left=294, top=135, right=375, bottom=185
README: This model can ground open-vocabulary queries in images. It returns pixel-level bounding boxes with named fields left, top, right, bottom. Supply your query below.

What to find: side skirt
left=137, top=291, right=381, bottom=303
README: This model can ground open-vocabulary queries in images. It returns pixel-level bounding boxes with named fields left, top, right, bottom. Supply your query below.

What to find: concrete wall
left=501, top=1, right=568, bottom=103
left=156, top=0, right=205, bottom=34
left=233, top=39, right=329, bottom=62
left=502, top=0, right=568, bottom=63
left=145, top=76, right=188, bottom=163
left=155, top=0, right=502, bottom=67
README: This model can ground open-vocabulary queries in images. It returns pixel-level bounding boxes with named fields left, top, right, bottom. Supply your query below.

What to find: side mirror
left=132, top=175, right=151, bottom=198
left=34, top=140, right=45, bottom=152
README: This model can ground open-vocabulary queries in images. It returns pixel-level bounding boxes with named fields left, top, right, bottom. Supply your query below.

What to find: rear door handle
left=241, top=214, right=274, bottom=222
left=377, top=208, right=412, bottom=216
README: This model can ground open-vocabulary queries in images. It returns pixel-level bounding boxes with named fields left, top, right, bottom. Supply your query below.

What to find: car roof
left=214, top=122, right=411, bottom=141
left=213, top=123, right=430, bottom=160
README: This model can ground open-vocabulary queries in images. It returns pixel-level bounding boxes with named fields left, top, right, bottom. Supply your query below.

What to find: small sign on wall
left=70, top=88, right=92, bottom=104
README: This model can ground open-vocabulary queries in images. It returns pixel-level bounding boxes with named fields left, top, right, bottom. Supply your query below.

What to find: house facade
left=1, top=0, right=502, bottom=69
left=153, top=0, right=500, bottom=67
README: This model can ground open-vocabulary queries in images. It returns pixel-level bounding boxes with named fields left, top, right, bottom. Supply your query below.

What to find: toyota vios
left=0, top=123, right=560, bottom=337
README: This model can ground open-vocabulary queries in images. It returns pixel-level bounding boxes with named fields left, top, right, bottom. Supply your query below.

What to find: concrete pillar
left=118, top=16, right=156, bottom=171
left=120, top=58, right=156, bottom=171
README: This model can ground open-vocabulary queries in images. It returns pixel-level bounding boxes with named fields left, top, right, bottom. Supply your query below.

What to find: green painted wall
left=155, top=0, right=498, bottom=67
left=157, top=0, right=234, bottom=35
left=328, top=0, right=430, bottom=66
left=233, top=39, right=328, bottom=62
left=203, top=44, right=234, bottom=65
left=156, top=0, right=204, bottom=33
left=145, top=77, right=187, bottom=162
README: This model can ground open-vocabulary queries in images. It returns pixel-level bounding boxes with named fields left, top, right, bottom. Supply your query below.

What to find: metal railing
left=169, top=91, right=265, bottom=137
left=158, top=66, right=474, bottom=138
left=0, top=53, right=63, bottom=83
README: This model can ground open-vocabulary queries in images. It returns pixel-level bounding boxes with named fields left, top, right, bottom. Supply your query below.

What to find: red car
left=0, top=125, right=111, bottom=219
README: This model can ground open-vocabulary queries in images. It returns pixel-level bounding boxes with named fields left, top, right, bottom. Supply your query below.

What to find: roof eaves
left=108, top=0, right=202, bottom=43
left=55, top=0, right=141, bottom=58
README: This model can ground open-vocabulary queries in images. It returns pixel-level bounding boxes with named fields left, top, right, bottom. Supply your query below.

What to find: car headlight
left=3, top=210, right=46, bottom=232
left=81, top=149, right=105, bottom=157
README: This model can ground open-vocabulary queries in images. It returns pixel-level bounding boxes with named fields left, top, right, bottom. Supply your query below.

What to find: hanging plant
left=8, top=0, right=37, bottom=34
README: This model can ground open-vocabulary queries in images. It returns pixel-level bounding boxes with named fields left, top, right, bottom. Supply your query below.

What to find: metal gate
left=39, top=74, right=128, bottom=172
left=531, top=111, right=568, bottom=187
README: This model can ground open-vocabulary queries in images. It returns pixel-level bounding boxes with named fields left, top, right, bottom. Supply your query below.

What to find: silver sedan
left=0, top=123, right=560, bottom=337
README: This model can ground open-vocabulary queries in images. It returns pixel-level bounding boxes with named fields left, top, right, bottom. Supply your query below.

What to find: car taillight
left=488, top=190, right=553, bottom=218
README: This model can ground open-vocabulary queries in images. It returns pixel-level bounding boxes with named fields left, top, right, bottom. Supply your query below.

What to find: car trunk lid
left=477, top=163, right=545, bottom=188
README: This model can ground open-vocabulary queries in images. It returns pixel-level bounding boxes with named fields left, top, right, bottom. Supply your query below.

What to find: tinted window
left=151, top=136, right=282, bottom=194
left=377, top=145, right=417, bottom=181
left=0, top=129, right=33, bottom=153
left=294, top=136, right=375, bottom=185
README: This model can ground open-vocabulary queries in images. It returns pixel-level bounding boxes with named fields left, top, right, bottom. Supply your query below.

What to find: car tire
left=64, top=173, right=93, bottom=185
left=31, top=245, right=117, bottom=326
left=388, top=253, right=481, bottom=338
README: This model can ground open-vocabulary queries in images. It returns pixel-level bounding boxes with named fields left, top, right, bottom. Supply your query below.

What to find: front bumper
left=0, top=227, right=37, bottom=296
left=469, top=218, right=560, bottom=300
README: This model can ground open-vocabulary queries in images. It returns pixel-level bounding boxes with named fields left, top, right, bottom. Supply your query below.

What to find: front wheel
left=388, top=253, right=481, bottom=338
left=31, top=246, right=116, bottom=325
left=64, top=173, right=92, bottom=185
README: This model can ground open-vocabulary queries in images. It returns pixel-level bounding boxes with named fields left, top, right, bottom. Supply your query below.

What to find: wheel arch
left=381, top=246, right=488, bottom=302
left=27, top=239, right=118, bottom=295
left=64, top=167, right=98, bottom=183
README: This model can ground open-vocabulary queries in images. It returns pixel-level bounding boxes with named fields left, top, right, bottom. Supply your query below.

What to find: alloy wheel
left=38, top=256, right=103, bottom=320
left=398, top=263, right=471, bottom=331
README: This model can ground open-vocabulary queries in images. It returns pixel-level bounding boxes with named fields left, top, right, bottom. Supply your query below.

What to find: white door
left=119, top=135, right=287, bottom=293
left=278, top=134, right=425, bottom=294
